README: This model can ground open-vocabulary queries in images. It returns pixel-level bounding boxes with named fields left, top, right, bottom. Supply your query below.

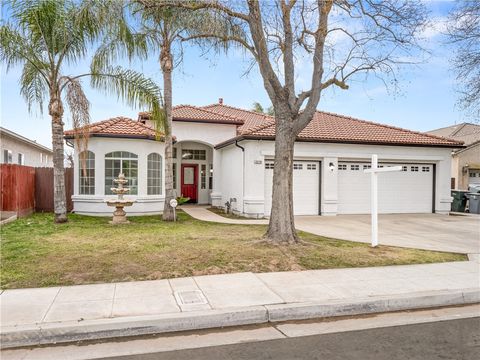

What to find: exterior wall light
left=329, top=162, right=335, bottom=172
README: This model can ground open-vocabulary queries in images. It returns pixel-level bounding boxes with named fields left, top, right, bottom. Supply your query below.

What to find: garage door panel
left=338, top=162, right=433, bottom=214
left=264, top=161, right=319, bottom=216
left=469, top=170, right=480, bottom=185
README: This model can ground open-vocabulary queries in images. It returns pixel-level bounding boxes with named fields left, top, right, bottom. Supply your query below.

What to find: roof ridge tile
left=204, top=103, right=275, bottom=119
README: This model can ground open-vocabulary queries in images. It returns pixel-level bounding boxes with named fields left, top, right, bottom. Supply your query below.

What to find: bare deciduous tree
left=447, top=0, right=480, bottom=119
left=142, top=0, right=428, bottom=243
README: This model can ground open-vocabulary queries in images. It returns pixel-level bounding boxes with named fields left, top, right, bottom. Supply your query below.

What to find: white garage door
left=469, top=170, right=480, bottom=185
left=264, top=161, right=320, bottom=216
left=338, top=162, right=434, bottom=214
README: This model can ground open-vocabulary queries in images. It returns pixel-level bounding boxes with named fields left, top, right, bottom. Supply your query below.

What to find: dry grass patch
left=0, top=212, right=466, bottom=289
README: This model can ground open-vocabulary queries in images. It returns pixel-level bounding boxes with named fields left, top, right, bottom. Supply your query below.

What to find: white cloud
left=422, top=17, right=448, bottom=39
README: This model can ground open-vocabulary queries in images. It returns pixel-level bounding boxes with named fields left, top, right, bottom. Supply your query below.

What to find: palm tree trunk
left=161, top=46, right=175, bottom=221
left=264, top=114, right=298, bottom=243
left=49, top=92, right=68, bottom=223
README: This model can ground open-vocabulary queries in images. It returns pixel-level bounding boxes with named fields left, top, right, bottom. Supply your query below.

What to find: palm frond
left=90, top=65, right=166, bottom=138
left=20, top=61, right=48, bottom=113
left=65, top=78, right=91, bottom=174
left=92, top=33, right=149, bottom=73
left=0, top=24, right=48, bottom=75
left=65, top=77, right=90, bottom=148
left=91, top=0, right=149, bottom=73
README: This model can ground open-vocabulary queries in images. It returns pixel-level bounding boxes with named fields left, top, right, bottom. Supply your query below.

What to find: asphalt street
left=101, top=317, right=480, bottom=360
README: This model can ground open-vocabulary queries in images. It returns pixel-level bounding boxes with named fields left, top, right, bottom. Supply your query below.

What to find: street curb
left=265, top=289, right=480, bottom=322
left=1, top=289, right=479, bottom=349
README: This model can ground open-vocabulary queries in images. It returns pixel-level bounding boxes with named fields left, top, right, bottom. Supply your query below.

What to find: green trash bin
left=451, top=190, right=468, bottom=212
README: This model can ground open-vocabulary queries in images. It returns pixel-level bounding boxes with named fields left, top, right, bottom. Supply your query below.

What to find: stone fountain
left=106, top=173, right=135, bottom=224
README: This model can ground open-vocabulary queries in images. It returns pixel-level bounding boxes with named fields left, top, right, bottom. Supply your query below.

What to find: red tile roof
left=202, top=104, right=270, bottom=134
left=64, top=117, right=162, bottom=140
left=139, top=105, right=244, bottom=125
left=216, top=110, right=463, bottom=148
left=67, top=104, right=463, bottom=148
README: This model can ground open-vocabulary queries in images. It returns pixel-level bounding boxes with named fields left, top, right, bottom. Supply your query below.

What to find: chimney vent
left=218, top=98, right=223, bottom=105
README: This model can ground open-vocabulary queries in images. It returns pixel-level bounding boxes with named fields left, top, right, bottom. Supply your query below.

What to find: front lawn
left=0, top=212, right=466, bottom=289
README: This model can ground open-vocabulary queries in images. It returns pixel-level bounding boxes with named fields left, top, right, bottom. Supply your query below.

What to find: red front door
left=181, top=164, right=198, bottom=203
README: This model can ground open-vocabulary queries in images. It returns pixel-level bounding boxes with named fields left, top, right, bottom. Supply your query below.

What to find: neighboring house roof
left=0, top=126, right=53, bottom=153
left=139, top=105, right=244, bottom=125
left=215, top=110, right=463, bottom=149
left=427, top=123, right=480, bottom=146
left=64, top=117, right=162, bottom=140
left=453, top=139, right=480, bottom=155
left=202, top=103, right=270, bottom=134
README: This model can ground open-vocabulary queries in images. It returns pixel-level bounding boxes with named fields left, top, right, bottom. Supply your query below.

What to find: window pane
left=183, top=167, right=194, bottom=184
left=173, top=163, right=177, bottom=189
left=201, top=164, right=206, bottom=189
left=147, top=153, right=162, bottom=195
left=79, top=151, right=95, bottom=195
left=182, top=149, right=206, bottom=160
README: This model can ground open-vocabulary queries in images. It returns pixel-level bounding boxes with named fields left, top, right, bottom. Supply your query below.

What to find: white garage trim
left=264, top=160, right=321, bottom=216
left=337, top=161, right=436, bottom=214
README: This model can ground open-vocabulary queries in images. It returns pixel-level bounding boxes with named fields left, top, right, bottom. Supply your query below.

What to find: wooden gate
left=35, top=167, right=74, bottom=212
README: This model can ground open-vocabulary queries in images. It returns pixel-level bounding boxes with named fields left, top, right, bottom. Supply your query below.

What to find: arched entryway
left=173, top=141, right=213, bottom=204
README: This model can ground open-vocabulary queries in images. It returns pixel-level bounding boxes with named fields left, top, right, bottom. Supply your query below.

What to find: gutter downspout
left=235, top=140, right=245, bottom=214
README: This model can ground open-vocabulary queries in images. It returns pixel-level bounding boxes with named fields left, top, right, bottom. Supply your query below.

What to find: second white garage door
left=337, top=162, right=434, bottom=214
left=264, top=161, right=320, bottom=216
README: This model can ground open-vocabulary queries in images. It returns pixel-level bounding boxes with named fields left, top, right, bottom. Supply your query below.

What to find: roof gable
left=203, top=103, right=271, bottom=134
left=64, top=117, right=161, bottom=140
left=139, top=105, right=244, bottom=125
left=428, top=123, right=480, bottom=146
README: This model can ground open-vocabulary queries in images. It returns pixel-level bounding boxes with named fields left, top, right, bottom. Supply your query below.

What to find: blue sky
left=0, top=0, right=463, bottom=149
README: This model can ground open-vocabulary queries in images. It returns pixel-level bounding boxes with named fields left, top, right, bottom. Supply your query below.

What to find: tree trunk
left=49, top=91, right=68, bottom=223
left=161, top=46, right=175, bottom=221
left=265, top=114, right=298, bottom=244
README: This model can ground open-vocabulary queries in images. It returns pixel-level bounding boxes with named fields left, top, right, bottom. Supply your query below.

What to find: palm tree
left=95, top=2, right=241, bottom=221
left=0, top=0, right=164, bottom=223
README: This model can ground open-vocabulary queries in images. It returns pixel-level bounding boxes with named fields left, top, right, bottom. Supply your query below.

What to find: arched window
left=79, top=151, right=95, bottom=195
left=105, top=151, right=138, bottom=195
left=147, top=153, right=162, bottom=195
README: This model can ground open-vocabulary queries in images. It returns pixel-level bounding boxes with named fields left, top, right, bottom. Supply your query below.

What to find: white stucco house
left=64, top=100, right=462, bottom=217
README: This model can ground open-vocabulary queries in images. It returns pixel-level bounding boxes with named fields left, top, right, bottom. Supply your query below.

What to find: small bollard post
left=170, top=198, right=178, bottom=222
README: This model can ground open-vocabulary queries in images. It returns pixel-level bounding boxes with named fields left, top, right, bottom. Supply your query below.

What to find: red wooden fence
left=35, top=167, right=73, bottom=212
left=0, top=164, right=36, bottom=217
left=0, top=164, right=73, bottom=216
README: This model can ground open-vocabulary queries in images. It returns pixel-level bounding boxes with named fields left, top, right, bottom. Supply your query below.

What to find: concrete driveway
left=295, top=214, right=480, bottom=254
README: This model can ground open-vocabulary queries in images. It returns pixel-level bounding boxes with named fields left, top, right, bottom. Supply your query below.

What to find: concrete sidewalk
left=181, top=206, right=268, bottom=225
left=1, top=260, right=479, bottom=348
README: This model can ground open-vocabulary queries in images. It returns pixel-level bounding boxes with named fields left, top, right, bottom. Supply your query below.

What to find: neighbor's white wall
left=72, top=137, right=165, bottom=216
left=0, top=133, right=53, bottom=167
left=234, top=140, right=453, bottom=216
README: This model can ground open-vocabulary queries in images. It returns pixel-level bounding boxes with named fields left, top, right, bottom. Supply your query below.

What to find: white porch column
left=436, top=156, right=453, bottom=214
left=211, top=148, right=223, bottom=207
left=321, top=157, right=338, bottom=216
